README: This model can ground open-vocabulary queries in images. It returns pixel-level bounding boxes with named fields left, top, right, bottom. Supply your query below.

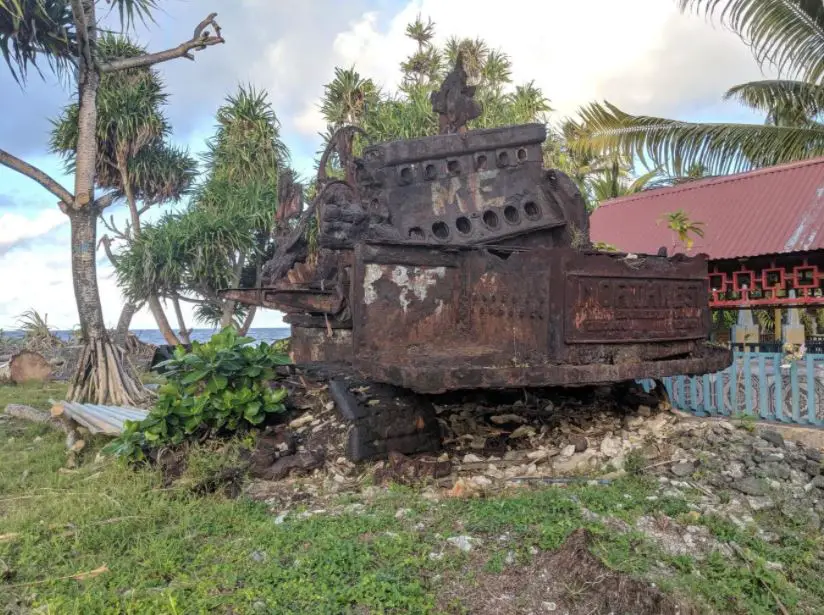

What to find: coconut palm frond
left=576, top=100, right=824, bottom=176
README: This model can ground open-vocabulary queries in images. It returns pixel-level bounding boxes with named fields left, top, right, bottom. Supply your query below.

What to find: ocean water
left=2, top=327, right=291, bottom=346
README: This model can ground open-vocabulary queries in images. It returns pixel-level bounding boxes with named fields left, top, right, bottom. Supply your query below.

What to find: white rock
left=471, top=476, right=493, bottom=488
left=463, top=453, right=484, bottom=464
left=560, top=444, right=576, bottom=457
left=447, top=535, right=477, bottom=552
left=542, top=601, right=558, bottom=612
left=526, top=449, right=549, bottom=462
left=600, top=436, right=622, bottom=458
left=289, top=414, right=314, bottom=429
left=510, top=425, right=536, bottom=439
left=428, top=552, right=444, bottom=561
left=274, top=512, right=288, bottom=525
left=395, top=508, right=412, bottom=519
left=505, top=551, right=516, bottom=565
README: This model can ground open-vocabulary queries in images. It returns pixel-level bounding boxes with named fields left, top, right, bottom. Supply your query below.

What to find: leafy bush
left=109, top=328, right=291, bottom=460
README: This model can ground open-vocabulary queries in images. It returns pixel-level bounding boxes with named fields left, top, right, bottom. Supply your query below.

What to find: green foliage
left=114, top=85, right=295, bottom=329
left=316, top=16, right=553, bottom=177
left=108, top=328, right=290, bottom=460
left=50, top=33, right=197, bottom=209
left=272, top=337, right=291, bottom=354
left=592, top=241, right=619, bottom=252
left=16, top=307, right=63, bottom=350
left=658, top=209, right=705, bottom=252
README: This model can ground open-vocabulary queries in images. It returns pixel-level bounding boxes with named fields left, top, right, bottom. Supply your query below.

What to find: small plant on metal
left=108, top=327, right=290, bottom=460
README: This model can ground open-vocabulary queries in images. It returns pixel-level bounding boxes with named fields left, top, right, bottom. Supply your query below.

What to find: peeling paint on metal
left=390, top=266, right=446, bottom=313
left=363, top=263, right=383, bottom=305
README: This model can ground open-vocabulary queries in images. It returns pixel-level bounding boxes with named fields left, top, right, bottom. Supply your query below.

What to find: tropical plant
left=106, top=327, right=290, bottom=461
left=49, top=33, right=197, bottom=346
left=16, top=308, right=63, bottom=350
left=575, top=0, right=824, bottom=176
left=114, top=86, right=293, bottom=335
left=0, top=0, right=224, bottom=405
left=659, top=209, right=705, bottom=252
left=317, top=16, right=554, bottom=180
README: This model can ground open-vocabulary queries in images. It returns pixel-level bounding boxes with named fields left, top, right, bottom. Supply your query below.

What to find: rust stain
left=223, top=59, right=729, bottom=394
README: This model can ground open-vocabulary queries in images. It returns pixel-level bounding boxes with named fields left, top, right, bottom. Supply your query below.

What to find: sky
left=0, top=0, right=773, bottom=331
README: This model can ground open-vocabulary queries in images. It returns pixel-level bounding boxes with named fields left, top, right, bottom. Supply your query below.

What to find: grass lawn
left=2, top=383, right=824, bottom=614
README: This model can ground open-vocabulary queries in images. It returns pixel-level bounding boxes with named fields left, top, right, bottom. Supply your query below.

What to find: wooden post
left=774, top=308, right=782, bottom=341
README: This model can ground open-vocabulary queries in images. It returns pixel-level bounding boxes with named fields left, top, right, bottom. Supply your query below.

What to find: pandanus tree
left=49, top=33, right=197, bottom=346
left=0, top=0, right=224, bottom=405
left=114, top=86, right=294, bottom=335
left=317, top=16, right=556, bottom=180
left=574, top=0, right=824, bottom=176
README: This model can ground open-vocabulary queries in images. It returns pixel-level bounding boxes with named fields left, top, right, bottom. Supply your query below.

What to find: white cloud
left=0, top=209, right=67, bottom=250
left=292, top=0, right=770, bottom=136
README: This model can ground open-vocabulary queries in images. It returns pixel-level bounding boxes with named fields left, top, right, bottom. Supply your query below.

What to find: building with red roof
left=590, top=157, right=824, bottom=314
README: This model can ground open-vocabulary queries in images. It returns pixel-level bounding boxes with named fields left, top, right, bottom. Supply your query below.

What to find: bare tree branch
left=100, top=13, right=225, bottom=73
left=136, top=203, right=152, bottom=216
left=100, top=214, right=127, bottom=240
left=95, top=192, right=119, bottom=211
left=98, top=234, right=118, bottom=266
left=0, top=148, right=73, bottom=207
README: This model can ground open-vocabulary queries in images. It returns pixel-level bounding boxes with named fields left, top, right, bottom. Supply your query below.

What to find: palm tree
left=0, top=0, right=223, bottom=405
left=50, top=33, right=198, bottom=346
left=659, top=209, right=705, bottom=252
left=116, top=86, right=288, bottom=342
left=575, top=0, right=824, bottom=176
left=320, top=66, right=379, bottom=128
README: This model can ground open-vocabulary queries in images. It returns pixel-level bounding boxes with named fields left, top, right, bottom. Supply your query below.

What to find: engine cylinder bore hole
left=503, top=205, right=520, bottom=224
left=517, top=148, right=528, bottom=162
left=424, top=164, right=437, bottom=180
left=456, top=216, right=472, bottom=234
left=399, top=166, right=413, bottom=184
left=432, top=221, right=450, bottom=240
left=524, top=201, right=541, bottom=220
left=476, top=154, right=488, bottom=171
left=497, top=151, right=510, bottom=167
left=408, top=226, right=425, bottom=240
left=447, top=159, right=461, bottom=175
left=482, top=210, right=500, bottom=229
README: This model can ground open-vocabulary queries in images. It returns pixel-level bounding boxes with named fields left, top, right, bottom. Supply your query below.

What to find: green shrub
left=108, top=328, right=291, bottom=460
left=272, top=336, right=290, bottom=354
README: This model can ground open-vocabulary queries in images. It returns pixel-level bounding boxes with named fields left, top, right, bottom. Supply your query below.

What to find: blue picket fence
left=641, top=351, right=824, bottom=427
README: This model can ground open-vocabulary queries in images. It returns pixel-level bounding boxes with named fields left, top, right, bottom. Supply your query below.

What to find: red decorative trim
left=708, top=261, right=824, bottom=308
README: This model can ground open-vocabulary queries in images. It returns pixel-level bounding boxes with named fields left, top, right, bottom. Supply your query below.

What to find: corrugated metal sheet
left=53, top=401, right=149, bottom=435
left=589, top=157, right=824, bottom=260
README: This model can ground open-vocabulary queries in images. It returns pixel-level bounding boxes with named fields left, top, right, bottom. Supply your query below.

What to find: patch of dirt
left=438, top=528, right=698, bottom=615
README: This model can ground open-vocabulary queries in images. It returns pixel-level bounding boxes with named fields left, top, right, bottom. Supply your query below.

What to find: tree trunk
left=66, top=209, right=149, bottom=405
left=117, top=158, right=180, bottom=346
left=147, top=295, right=181, bottom=346
left=219, top=254, right=245, bottom=329
left=172, top=295, right=191, bottom=344
left=239, top=306, right=257, bottom=336
left=65, top=3, right=149, bottom=406
left=114, top=300, right=141, bottom=346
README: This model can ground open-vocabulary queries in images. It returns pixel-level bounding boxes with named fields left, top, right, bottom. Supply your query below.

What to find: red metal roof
left=589, top=157, right=824, bottom=260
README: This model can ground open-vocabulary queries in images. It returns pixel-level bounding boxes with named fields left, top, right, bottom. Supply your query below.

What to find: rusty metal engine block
left=222, top=58, right=730, bottom=397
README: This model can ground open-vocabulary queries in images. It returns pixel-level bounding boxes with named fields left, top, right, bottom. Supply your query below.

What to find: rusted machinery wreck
left=222, top=58, right=731, bottom=460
